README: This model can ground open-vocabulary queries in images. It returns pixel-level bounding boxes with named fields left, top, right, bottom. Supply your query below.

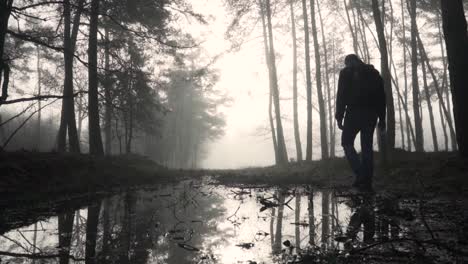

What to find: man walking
left=336, top=54, right=386, bottom=191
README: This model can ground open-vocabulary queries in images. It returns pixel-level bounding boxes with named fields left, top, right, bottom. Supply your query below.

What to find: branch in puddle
left=0, top=251, right=85, bottom=261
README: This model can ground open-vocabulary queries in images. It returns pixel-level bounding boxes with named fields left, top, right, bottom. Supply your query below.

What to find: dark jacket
left=335, top=64, right=386, bottom=122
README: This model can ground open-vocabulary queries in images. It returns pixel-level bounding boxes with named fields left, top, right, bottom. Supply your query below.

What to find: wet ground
left=0, top=178, right=467, bottom=263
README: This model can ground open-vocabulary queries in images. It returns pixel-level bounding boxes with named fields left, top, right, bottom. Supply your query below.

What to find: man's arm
left=335, top=69, right=347, bottom=121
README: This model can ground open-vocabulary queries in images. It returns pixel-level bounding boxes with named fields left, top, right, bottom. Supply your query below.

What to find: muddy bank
left=209, top=151, right=468, bottom=197
left=1, top=151, right=467, bottom=202
left=0, top=151, right=184, bottom=202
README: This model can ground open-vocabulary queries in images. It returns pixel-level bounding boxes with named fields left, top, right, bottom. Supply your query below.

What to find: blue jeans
left=341, top=107, right=377, bottom=185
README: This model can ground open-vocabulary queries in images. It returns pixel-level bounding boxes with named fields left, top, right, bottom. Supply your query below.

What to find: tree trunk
left=88, top=0, right=104, bottom=156
left=397, top=87, right=405, bottom=149
left=408, top=0, right=424, bottom=152
left=343, top=0, right=358, bottom=55
left=260, top=2, right=278, bottom=163
left=417, top=33, right=457, bottom=151
left=0, top=0, right=13, bottom=103
left=350, top=1, right=365, bottom=59
left=371, top=0, right=396, bottom=152
left=104, top=25, right=112, bottom=155
left=400, top=0, right=411, bottom=150
left=420, top=48, right=438, bottom=152
left=355, top=1, right=370, bottom=62
left=85, top=203, right=101, bottom=264
left=331, top=39, right=337, bottom=156
left=321, top=190, right=330, bottom=250
left=317, top=0, right=334, bottom=157
left=295, top=194, right=301, bottom=249
left=302, top=0, right=313, bottom=161
left=265, top=0, right=288, bottom=164
left=391, top=74, right=417, bottom=147
left=310, top=0, right=329, bottom=159
left=308, top=190, right=315, bottom=245
left=273, top=193, right=285, bottom=253
left=437, top=11, right=456, bottom=151
left=441, top=0, right=468, bottom=156
left=290, top=0, right=302, bottom=162
left=77, top=93, right=83, bottom=142
left=58, top=211, right=74, bottom=264
left=101, top=199, right=111, bottom=264
left=439, top=95, right=449, bottom=151
left=437, top=13, right=451, bottom=151
left=57, top=0, right=72, bottom=152
left=36, top=46, right=42, bottom=150
left=126, top=94, right=133, bottom=154
left=270, top=207, right=275, bottom=250
left=58, top=0, right=83, bottom=153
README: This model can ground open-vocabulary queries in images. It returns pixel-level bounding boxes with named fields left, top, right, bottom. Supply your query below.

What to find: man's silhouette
left=336, top=54, right=386, bottom=191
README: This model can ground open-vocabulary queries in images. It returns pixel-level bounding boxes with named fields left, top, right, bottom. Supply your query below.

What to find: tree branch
left=2, top=99, right=58, bottom=149
left=6, top=30, right=90, bottom=67
left=0, top=250, right=84, bottom=261
left=0, top=91, right=87, bottom=105
left=11, top=1, right=64, bottom=11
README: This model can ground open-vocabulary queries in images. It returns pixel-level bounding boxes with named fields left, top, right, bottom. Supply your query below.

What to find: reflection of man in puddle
left=343, top=194, right=404, bottom=251
left=344, top=194, right=375, bottom=249
left=336, top=54, right=386, bottom=192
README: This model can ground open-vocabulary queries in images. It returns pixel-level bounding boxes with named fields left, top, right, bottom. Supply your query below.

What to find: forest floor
left=1, top=150, right=467, bottom=202
left=210, top=150, right=468, bottom=198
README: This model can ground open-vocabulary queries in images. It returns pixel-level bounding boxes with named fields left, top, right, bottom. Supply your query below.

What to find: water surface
left=0, top=179, right=466, bottom=263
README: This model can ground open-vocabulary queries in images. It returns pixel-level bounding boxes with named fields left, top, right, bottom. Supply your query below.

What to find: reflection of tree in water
left=58, top=210, right=75, bottom=264
left=321, top=190, right=330, bottom=250
left=272, top=190, right=285, bottom=254
left=295, top=193, right=301, bottom=250
left=98, top=182, right=227, bottom=264
left=2, top=185, right=467, bottom=264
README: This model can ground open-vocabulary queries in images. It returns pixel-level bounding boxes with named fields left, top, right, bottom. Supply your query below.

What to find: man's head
left=344, top=54, right=364, bottom=67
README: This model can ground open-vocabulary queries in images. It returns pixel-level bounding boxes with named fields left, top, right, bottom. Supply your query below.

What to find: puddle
left=0, top=180, right=467, bottom=263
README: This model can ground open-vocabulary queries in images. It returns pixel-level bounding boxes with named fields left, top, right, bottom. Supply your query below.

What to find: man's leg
left=342, top=113, right=361, bottom=184
left=360, top=118, right=377, bottom=188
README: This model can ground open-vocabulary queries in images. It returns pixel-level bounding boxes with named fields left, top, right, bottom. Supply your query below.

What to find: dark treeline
left=0, top=0, right=226, bottom=168
left=226, top=0, right=468, bottom=164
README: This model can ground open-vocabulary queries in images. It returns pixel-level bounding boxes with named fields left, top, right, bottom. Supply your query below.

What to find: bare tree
left=290, top=0, right=302, bottom=161
left=88, top=0, right=104, bottom=156
left=302, top=0, right=313, bottom=161
left=310, top=0, right=329, bottom=159
left=260, top=0, right=279, bottom=164
left=57, top=0, right=84, bottom=153
left=441, top=0, right=468, bottom=156
left=408, top=0, right=424, bottom=152
left=317, top=0, right=334, bottom=157
left=420, top=45, right=438, bottom=151
left=371, top=0, right=396, bottom=152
